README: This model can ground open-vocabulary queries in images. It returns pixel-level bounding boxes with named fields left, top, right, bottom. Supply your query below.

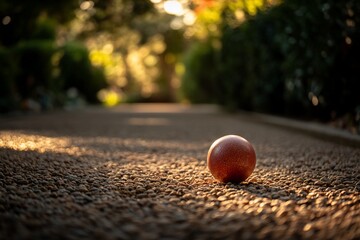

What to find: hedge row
left=0, top=41, right=107, bottom=113
left=182, top=0, right=360, bottom=126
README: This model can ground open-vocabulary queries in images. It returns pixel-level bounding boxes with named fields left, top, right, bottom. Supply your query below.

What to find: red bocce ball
left=207, top=135, right=256, bottom=183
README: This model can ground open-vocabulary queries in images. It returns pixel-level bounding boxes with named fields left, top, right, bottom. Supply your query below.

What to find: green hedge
left=15, top=40, right=56, bottom=100
left=181, top=41, right=221, bottom=104
left=0, top=41, right=107, bottom=113
left=58, top=42, right=107, bottom=103
left=182, top=0, right=360, bottom=124
left=0, top=47, right=18, bottom=112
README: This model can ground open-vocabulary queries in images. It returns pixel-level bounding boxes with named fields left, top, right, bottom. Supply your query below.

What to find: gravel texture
left=0, top=104, right=359, bottom=240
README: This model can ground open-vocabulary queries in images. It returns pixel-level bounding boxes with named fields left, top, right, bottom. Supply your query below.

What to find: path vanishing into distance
left=0, top=104, right=359, bottom=239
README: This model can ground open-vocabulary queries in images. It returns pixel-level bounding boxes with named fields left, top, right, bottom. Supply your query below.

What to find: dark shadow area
left=225, top=182, right=305, bottom=202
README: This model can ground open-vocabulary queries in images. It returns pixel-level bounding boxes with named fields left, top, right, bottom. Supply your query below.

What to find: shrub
left=181, top=40, right=221, bottom=104
left=32, top=18, right=57, bottom=40
left=15, top=40, right=56, bottom=109
left=58, top=42, right=107, bottom=103
left=0, top=47, right=18, bottom=112
left=182, top=0, right=360, bottom=126
left=268, top=0, right=360, bottom=120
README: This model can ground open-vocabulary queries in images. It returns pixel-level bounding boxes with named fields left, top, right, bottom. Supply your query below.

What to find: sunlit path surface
left=0, top=104, right=359, bottom=239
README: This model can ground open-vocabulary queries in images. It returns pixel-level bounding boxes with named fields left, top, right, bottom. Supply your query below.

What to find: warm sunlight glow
left=97, top=88, right=122, bottom=106
left=2, top=16, right=11, bottom=25
left=164, top=0, right=185, bottom=16
left=183, top=11, right=197, bottom=25
left=170, top=17, right=184, bottom=30
left=345, top=36, right=352, bottom=45
left=311, top=96, right=319, bottom=106
left=0, top=132, right=72, bottom=153
left=235, top=10, right=245, bottom=22
left=308, top=92, right=319, bottom=106
left=80, top=1, right=94, bottom=11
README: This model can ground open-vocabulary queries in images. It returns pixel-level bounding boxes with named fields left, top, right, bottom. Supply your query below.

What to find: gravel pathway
left=0, top=104, right=359, bottom=240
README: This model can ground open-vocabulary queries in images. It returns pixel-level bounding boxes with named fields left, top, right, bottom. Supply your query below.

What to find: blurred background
left=0, top=0, right=359, bottom=133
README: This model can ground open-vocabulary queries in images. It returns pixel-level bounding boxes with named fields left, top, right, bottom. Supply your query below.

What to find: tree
left=0, top=0, right=78, bottom=46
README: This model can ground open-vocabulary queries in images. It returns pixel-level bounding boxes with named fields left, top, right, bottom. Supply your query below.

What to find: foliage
left=58, top=42, right=107, bottom=103
left=0, top=0, right=77, bottom=46
left=9, top=39, right=107, bottom=110
left=0, top=1, right=111, bottom=112
left=190, top=0, right=281, bottom=39
left=182, top=0, right=360, bottom=128
left=0, top=40, right=107, bottom=113
left=69, top=0, right=186, bottom=102
left=15, top=40, right=56, bottom=101
left=181, top=40, right=220, bottom=103
left=88, top=0, right=155, bottom=31
left=0, top=47, right=18, bottom=112
left=32, top=18, right=57, bottom=40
